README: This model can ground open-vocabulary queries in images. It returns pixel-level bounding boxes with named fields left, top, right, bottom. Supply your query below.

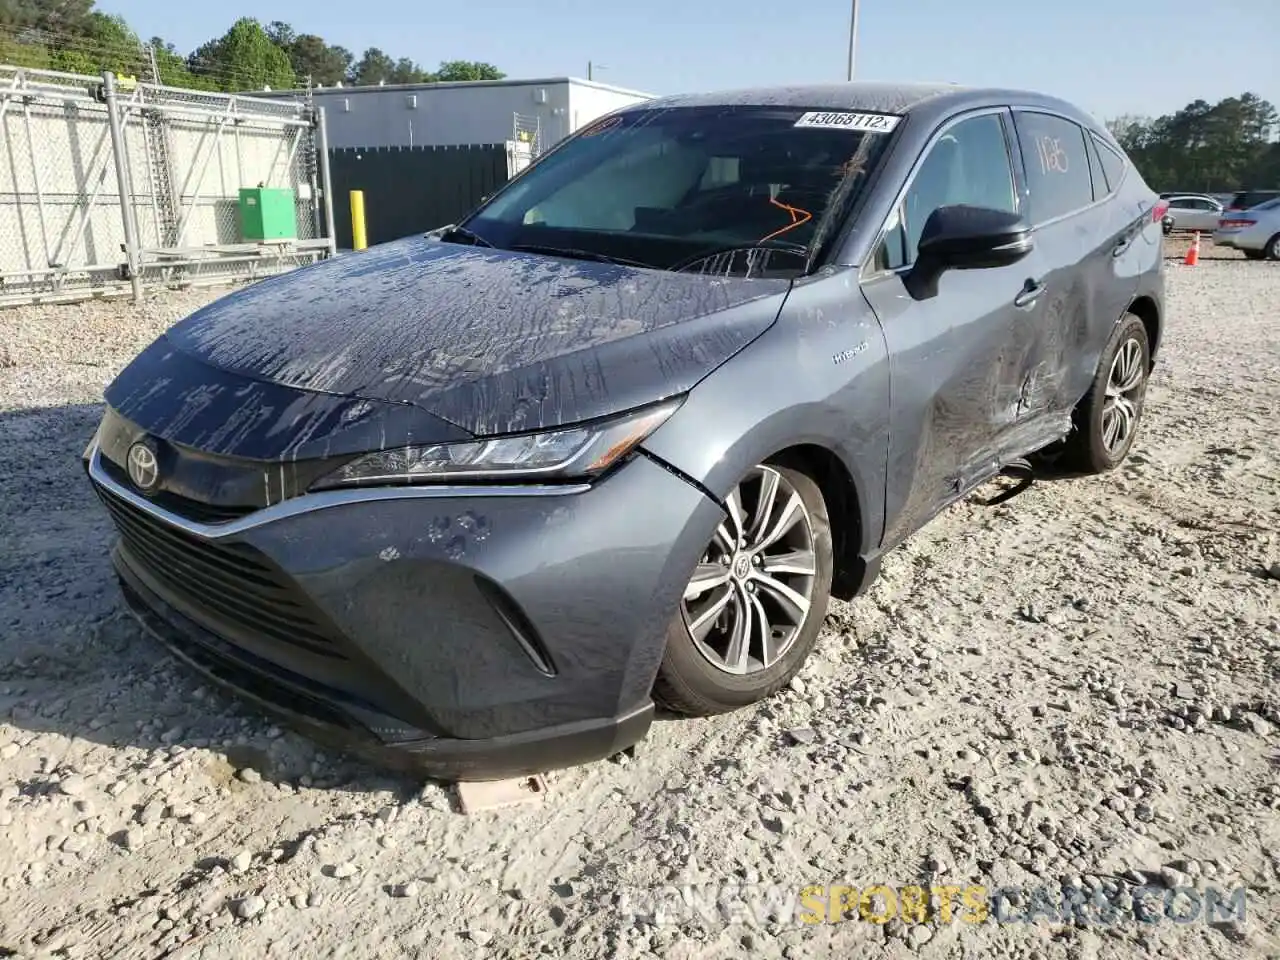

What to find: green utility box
left=238, top=187, right=297, bottom=241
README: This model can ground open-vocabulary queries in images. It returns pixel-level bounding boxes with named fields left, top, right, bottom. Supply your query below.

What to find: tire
left=1061, top=313, right=1150, bottom=474
left=1243, top=249, right=1265, bottom=261
left=654, top=461, right=834, bottom=716
left=1265, top=234, right=1280, bottom=261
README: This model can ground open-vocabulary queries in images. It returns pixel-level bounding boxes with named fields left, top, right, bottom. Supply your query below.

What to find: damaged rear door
left=1006, top=109, right=1142, bottom=432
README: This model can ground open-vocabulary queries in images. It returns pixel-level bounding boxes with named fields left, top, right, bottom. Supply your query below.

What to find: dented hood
left=149, top=235, right=792, bottom=439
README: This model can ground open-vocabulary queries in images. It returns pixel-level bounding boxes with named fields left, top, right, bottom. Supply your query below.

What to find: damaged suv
left=85, top=82, right=1165, bottom=779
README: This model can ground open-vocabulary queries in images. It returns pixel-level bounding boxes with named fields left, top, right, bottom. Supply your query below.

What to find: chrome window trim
left=859, top=105, right=1018, bottom=283
left=87, top=444, right=590, bottom=541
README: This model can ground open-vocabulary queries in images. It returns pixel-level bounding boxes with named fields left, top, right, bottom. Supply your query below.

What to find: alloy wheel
left=680, top=466, right=817, bottom=676
left=1101, top=337, right=1145, bottom=455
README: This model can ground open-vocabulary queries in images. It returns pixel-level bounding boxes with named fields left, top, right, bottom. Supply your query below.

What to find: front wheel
left=1265, top=234, right=1280, bottom=261
left=653, top=462, right=833, bottom=716
left=1061, top=313, right=1151, bottom=473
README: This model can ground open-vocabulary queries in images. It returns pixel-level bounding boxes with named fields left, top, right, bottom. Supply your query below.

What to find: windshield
left=456, top=105, right=896, bottom=276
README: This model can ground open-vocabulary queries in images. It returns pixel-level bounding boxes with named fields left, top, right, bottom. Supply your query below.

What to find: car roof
left=634, top=81, right=1101, bottom=130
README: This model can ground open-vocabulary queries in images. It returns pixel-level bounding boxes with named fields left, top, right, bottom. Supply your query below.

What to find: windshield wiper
left=506, top=243, right=654, bottom=269
left=439, top=225, right=493, bottom=247
left=669, top=241, right=809, bottom=273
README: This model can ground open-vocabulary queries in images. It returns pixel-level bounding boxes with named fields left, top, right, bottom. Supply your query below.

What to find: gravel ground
left=1, top=258, right=1278, bottom=959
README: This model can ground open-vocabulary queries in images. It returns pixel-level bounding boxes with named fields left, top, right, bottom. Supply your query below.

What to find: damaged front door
left=861, top=108, right=1046, bottom=549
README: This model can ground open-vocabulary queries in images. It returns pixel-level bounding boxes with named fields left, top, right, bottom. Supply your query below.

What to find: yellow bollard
left=350, top=190, right=367, bottom=251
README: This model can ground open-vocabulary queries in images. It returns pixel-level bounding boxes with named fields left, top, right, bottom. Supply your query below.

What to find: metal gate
left=0, top=66, right=336, bottom=307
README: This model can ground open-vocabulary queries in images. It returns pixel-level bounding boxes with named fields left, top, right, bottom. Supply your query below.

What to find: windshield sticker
left=580, top=116, right=625, bottom=138
left=794, top=111, right=901, bottom=133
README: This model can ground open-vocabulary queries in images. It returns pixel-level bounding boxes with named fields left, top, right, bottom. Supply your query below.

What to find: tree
left=288, top=34, right=352, bottom=86
left=188, top=17, right=295, bottom=91
left=264, top=20, right=294, bottom=50
left=49, top=12, right=146, bottom=76
left=0, top=4, right=510, bottom=93
left=1108, top=93, right=1279, bottom=193
left=350, top=46, right=395, bottom=85
left=432, top=59, right=504, bottom=82
left=0, top=0, right=95, bottom=33
left=1106, top=114, right=1150, bottom=153
left=0, top=31, right=51, bottom=68
left=147, top=35, right=215, bottom=89
left=262, top=21, right=352, bottom=86
left=391, top=57, right=428, bottom=83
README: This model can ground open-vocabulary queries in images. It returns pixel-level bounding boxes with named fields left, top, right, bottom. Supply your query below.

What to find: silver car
left=1214, top=198, right=1280, bottom=260
left=1162, top=194, right=1224, bottom=234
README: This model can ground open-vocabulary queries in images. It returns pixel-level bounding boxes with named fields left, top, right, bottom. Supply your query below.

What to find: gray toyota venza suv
left=85, top=82, right=1165, bottom=779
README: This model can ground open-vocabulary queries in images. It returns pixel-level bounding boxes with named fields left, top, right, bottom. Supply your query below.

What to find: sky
left=99, top=0, right=1278, bottom=121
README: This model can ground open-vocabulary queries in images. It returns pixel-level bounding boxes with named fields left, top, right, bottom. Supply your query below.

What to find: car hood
left=148, top=235, right=792, bottom=438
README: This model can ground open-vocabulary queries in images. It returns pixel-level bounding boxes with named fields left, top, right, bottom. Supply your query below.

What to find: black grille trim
left=96, top=486, right=348, bottom=662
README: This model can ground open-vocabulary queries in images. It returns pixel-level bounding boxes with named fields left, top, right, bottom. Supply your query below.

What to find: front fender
left=641, top=269, right=891, bottom=558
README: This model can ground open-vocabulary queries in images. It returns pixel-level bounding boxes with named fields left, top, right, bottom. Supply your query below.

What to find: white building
left=297, top=77, right=654, bottom=151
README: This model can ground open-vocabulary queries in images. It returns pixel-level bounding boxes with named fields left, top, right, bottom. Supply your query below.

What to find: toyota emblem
left=126, top=441, right=161, bottom=493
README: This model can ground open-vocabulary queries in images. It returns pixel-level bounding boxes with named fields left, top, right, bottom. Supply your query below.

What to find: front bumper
left=88, top=445, right=722, bottom=779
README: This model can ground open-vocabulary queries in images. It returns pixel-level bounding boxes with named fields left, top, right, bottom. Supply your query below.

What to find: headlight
left=311, top=398, right=682, bottom=489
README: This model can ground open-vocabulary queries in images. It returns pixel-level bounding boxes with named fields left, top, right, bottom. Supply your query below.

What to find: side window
left=1014, top=111, right=1095, bottom=223
left=1091, top=135, right=1127, bottom=193
left=873, top=112, right=1017, bottom=270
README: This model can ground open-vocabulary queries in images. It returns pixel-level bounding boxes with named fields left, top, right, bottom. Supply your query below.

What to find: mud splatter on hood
left=155, top=235, right=791, bottom=437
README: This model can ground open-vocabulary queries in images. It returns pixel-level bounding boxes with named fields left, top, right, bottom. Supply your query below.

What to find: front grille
left=118, top=576, right=361, bottom=733
left=99, top=456, right=254, bottom=525
left=97, top=486, right=347, bottom=661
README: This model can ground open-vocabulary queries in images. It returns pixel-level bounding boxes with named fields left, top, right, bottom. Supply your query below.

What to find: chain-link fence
left=0, top=66, right=335, bottom=307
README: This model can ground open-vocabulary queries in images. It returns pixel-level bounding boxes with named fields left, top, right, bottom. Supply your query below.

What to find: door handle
left=1014, top=278, right=1046, bottom=309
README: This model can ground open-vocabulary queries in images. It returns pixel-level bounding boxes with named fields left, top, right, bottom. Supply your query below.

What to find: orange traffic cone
left=1184, top=232, right=1200, bottom=266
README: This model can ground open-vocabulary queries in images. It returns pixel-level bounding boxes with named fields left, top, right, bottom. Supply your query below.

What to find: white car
left=1161, top=194, right=1224, bottom=234
left=1214, top=198, right=1280, bottom=260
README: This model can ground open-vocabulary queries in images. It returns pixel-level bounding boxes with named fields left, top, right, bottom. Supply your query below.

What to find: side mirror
left=905, top=205, right=1033, bottom=300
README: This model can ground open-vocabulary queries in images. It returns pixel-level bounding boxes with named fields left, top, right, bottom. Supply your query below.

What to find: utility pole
left=846, top=0, right=860, bottom=81
left=588, top=61, right=606, bottom=81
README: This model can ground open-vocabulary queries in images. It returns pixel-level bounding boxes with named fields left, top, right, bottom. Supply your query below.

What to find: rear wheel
left=654, top=462, right=833, bottom=716
left=1061, top=313, right=1150, bottom=474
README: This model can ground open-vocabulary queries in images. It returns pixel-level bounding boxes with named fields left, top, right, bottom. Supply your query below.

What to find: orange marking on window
left=760, top=196, right=812, bottom=243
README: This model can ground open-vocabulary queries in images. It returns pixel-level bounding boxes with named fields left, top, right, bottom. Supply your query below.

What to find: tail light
left=1151, top=199, right=1169, bottom=222
left=1219, top=218, right=1255, bottom=229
